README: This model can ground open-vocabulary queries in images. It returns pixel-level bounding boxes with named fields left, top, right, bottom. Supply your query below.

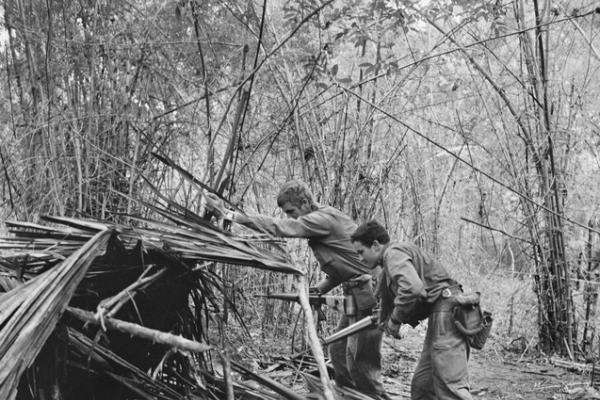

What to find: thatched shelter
left=0, top=208, right=304, bottom=400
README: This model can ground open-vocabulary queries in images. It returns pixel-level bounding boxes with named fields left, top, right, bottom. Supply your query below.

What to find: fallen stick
left=232, top=361, right=306, bottom=400
left=550, top=356, right=594, bottom=373
left=66, top=306, right=211, bottom=353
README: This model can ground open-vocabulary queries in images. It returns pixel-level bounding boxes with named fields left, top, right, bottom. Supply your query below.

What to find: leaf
left=338, top=77, right=352, bottom=85
left=358, top=62, right=374, bottom=69
left=0, top=230, right=111, bottom=400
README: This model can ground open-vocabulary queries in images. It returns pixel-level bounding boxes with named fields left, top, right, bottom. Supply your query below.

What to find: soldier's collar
left=377, top=243, right=391, bottom=265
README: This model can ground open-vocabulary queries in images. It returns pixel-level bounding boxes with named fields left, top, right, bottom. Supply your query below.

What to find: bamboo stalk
left=221, top=351, right=235, bottom=400
left=569, top=18, right=600, bottom=61
left=190, top=1, right=214, bottom=185
left=65, top=307, right=211, bottom=353
left=338, top=85, right=600, bottom=237
left=296, top=275, right=336, bottom=400
left=98, top=267, right=168, bottom=318
left=460, top=217, right=532, bottom=245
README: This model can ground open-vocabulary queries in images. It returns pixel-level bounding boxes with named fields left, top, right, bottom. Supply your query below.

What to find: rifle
left=256, top=293, right=344, bottom=321
left=322, top=315, right=379, bottom=345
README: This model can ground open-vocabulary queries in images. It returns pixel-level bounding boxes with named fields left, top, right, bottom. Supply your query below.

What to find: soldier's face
left=281, top=201, right=311, bottom=219
left=353, top=241, right=381, bottom=268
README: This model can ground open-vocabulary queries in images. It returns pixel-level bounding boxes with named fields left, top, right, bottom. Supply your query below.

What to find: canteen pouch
left=452, top=292, right=493, bottom=350
left=343, top=276, right=377, bottom=311
left=343, top=293, right=357, bottom=317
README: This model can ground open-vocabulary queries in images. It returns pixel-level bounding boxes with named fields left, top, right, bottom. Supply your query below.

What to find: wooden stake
left=66, top=307, right=211, bottom=353
left=297, top=275, right=336, bottom=400
left=221, top=350, right=235, bottom=400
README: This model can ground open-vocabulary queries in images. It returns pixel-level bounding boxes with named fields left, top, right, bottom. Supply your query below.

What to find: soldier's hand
left=383, top=319, right=402, bottom=339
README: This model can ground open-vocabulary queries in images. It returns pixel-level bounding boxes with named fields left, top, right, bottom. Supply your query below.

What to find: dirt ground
left=259, top=321, right=599, bottom=399
left=380, top=329, right=598, bottom=400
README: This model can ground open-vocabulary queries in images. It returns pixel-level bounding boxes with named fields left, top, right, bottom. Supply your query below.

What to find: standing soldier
left=351, top=220, right=472, bottom=400
left=206, top=180, right=388, bottom=399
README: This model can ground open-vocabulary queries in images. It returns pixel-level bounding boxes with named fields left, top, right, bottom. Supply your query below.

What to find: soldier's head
left=276, top=180, right=317, bottom=219
left=351, top=220, right=390, bottom=268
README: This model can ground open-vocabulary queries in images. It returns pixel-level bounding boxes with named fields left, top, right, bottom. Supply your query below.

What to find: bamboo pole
left=97, top=267, right=168, bottom=318
left=296, top=275, right=336, bottom=400
left=66, top=307, right=211, bottom=353
left=221, top=350, right=235, bottom=400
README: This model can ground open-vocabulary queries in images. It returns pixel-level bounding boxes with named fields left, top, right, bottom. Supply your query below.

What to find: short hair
left=276, top=180, right=315, bottom=209
left=351, top=220, right=390, bottom=246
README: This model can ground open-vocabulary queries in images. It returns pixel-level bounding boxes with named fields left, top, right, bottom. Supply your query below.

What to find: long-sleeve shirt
left=377, top=242, right=455, bottom=327
left=246, top=205, right=371, bottom=293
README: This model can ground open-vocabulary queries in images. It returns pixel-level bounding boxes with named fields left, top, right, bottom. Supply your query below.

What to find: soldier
left=350, top=220, right=472, bottom=400
left=205, top=181, right=388, bottom=399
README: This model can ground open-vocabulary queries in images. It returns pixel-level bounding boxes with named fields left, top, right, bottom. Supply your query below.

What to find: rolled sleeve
left=247, top=212, right=331, bottom=238
left=316, top=275, right=342, bottom=294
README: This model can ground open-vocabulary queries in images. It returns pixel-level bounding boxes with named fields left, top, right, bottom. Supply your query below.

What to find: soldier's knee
left=410, top=382, right=432, bottom=400
left=411, top=368, right=434, bottom=399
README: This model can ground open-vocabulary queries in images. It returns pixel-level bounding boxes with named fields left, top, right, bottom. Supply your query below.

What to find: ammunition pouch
left=452, top=292, right=493, bottom=350
left=342, top=275, right=377, bottom=312
left=343, top=293, right=357, bottom=317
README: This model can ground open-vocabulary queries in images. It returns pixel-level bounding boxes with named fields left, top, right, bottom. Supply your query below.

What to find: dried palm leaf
left=2, top=209, right=300, bottom=276
left=66, top=327, right=200, bottom=400
left=0, top=202, right=301, bottom=397
left=0, top=229, right=111, bottom=400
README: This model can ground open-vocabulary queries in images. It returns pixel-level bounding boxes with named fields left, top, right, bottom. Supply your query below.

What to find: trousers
left=329, top=310, right=385, bottom=397
left=411, top=301, right=472, bottom=400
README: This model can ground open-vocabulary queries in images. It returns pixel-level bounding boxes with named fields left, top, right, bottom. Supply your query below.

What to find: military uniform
left=250, top=206, right=385, bottom=397
left=377, top=242, right=472, bottom=400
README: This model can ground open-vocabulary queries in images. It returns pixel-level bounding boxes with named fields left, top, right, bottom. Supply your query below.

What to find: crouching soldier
left=205, top=181, right=389, bottom=399
left=351, top=220, right=472, bottom=400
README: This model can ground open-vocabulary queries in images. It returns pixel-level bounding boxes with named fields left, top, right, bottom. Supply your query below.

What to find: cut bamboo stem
left=97, top=267, right=168, bottom=318
left=66, top=307, right=211, bottom=353
left=297, top=275, right=336, bottom=400
left=221, top=350, right=235, bottom=400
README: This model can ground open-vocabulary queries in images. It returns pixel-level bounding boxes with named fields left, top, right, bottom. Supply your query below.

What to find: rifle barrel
left=254, top=293, right=299, bottom=301
left=255, top=293, right=343, bottom=303
left=322, top=315, right=378, bottom=345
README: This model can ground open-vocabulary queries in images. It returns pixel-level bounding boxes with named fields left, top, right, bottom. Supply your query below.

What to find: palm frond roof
left=0, top=210, right=302, bottom=400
